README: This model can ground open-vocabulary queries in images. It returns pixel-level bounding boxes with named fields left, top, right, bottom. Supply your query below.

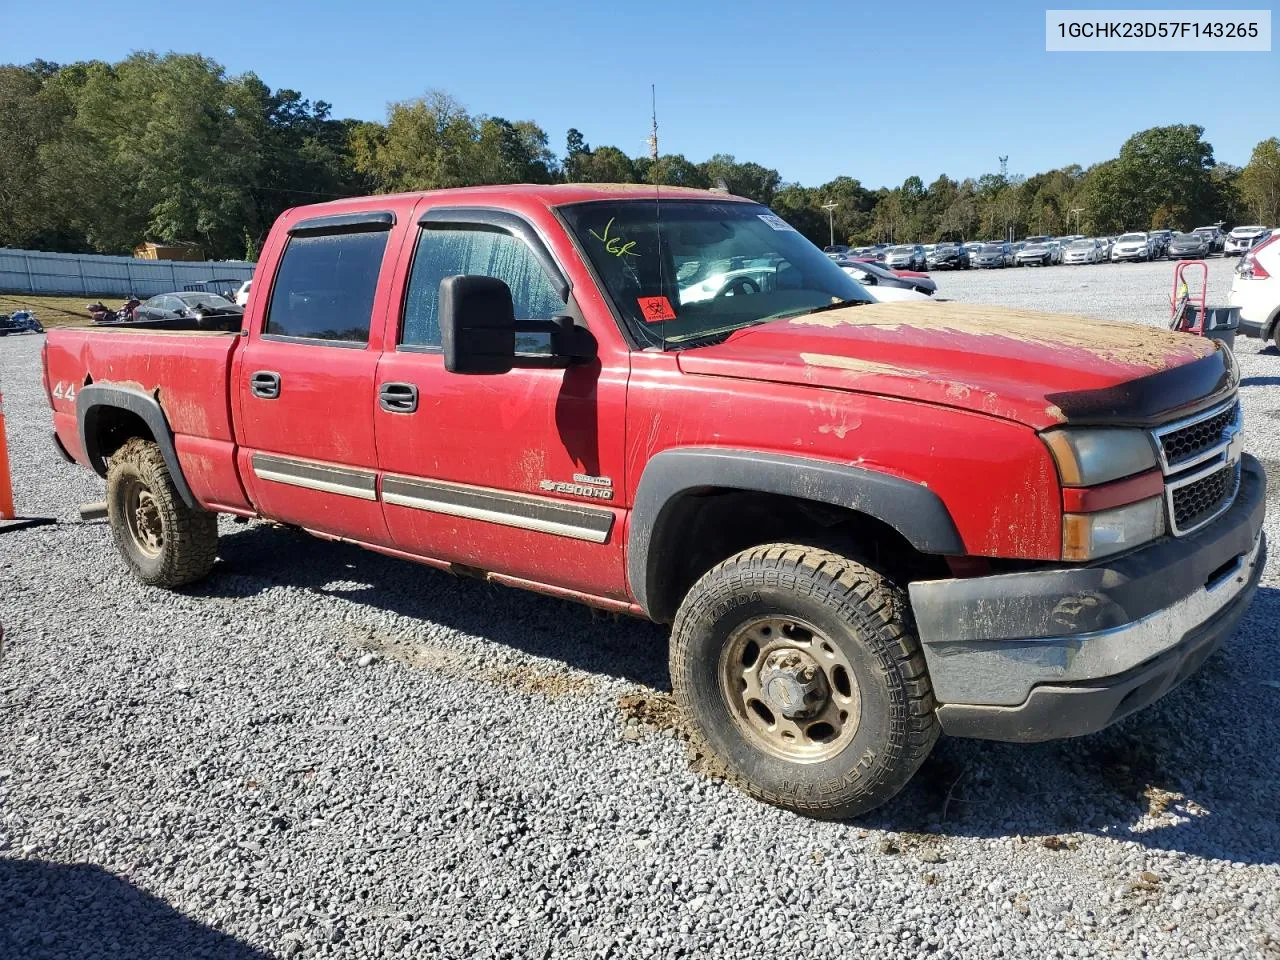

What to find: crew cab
left=44, top=185, right=1266, bottom=819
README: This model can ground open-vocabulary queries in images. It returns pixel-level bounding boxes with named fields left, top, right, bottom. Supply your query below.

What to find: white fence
left=0, top=247, right=256, bottom=297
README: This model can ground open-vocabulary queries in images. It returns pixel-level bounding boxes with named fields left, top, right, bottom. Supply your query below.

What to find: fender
left=628, top=447, right=965, bottom=618
left=76, top=383, right=197, bottom=508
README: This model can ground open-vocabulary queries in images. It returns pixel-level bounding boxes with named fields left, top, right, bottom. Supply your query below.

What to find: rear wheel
left=106, top=438, right=218, bottom=587
left=670, top=543, right=939, bottom=819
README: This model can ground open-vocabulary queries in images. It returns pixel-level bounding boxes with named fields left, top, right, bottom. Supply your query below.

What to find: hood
left=676, top=301, right=1224, bottom=430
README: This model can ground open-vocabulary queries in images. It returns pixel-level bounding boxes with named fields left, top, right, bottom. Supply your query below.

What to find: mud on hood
left=676, top=301, right=1229, bottom=429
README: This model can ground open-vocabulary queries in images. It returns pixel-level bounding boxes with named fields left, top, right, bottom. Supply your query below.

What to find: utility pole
left=1070, top=207, right=1084, bottom=235
left=821, top=202, right=838, bottom=248
left=998, top=155, right=1008, bottom=180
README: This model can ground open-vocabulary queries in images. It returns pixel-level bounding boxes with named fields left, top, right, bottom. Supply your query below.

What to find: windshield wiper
left=667, top=298, right=872, bottom=350
left=763, top=298, right=871, bottom=323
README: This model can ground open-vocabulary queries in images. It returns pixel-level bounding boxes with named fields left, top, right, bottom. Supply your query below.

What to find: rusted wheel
left=106, top=438, right=217, bottom=587
left=671, top=543, right=939, bottom=819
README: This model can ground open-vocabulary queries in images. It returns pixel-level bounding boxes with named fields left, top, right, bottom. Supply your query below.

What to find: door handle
left=250, top=370, right=281, bottom=400
left=379, top=382, right=419, bottom=414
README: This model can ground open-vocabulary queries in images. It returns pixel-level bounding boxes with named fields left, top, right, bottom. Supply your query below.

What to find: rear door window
left=265, top=230, right=390, bottom=344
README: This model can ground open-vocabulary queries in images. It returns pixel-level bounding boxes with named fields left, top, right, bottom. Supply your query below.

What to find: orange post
left=0, top=392, right=14, bottom=520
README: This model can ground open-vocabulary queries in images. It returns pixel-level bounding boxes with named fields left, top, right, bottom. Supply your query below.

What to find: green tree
left=1091, top=125, right=1218, bottom=231
left=1239, top=137, right=1280, bottom=225
left=698, top=154, right=781, bottom=204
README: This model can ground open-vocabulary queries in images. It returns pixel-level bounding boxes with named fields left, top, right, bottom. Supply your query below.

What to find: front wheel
left=106, top=438, right=218, bottom=587
left=670, top=544, right=939, bottom=818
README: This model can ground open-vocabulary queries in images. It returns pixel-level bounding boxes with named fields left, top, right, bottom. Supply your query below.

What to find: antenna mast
left=648, top=84, right=659, bottom=162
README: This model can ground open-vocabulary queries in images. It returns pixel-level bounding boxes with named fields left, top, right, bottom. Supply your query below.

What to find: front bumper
left=908, top=455, right=1267, bottom=742
left=1111, top=250, right=1146, bottom=261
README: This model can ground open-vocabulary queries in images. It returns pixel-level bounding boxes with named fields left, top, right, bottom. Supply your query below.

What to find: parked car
left=1047, top=240, right=1064, bottom=264
left=1149, top=229, right=1173, bottom=259
left=1192, top=225, right=1226, bottom=255
left=836, top=258, right=937, bottom=296
left=928, top=242, right=970, bottom=270
left=1063, top=239, right=1103, bottom=265
left=1225, top=225, right=1268, bottom=256
left=1110, top=232, right=1152, bottom=263
left=1094, top=237, right=1114, bottom=261
left=0, top=310, right=44, bottom=335
left=183, top=278, right=244, bottom=300
left=1167, top=232, right=1211, bottom=260
left=1014, top=239, right=1056, bottom=267
left=131, top=291, right=245, bottom=324
left=235, top=280, right=253, bottom=306
left=884, top=244, right=927, bottom=271
left=1245, top=228, right=1273, bottom=251
left=1230, top=232, right=1279, bottom=348
left=823, top=244, right=851, bottom=256
left=971, top=242, right=1012, bottom=268
left=44, top=182, right=1265, bottom=820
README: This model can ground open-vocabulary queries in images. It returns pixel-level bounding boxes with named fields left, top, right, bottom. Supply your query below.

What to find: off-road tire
left=106, top=438, right=217, bottom=587
left=669, top=543, right=939, bottom=819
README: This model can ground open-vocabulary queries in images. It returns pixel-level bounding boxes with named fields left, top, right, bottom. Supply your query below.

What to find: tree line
left=1, top=53, right=1278, bottom=261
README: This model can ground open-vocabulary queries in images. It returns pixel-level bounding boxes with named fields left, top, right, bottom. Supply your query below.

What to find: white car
left=837, top=263, right=933, bottom=301
left=1230, top=233, right=1279, bottom=348
left=235, top=279, right=252, bottom=306
left=1224, top=225, right=1268, bottom=256
left=1110, top=232, right=1151, bottom=263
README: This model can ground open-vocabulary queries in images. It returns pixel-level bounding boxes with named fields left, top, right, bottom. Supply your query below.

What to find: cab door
left=234, top=210, right=402, bottom=544
left=372, top=206, right=630, bottom=602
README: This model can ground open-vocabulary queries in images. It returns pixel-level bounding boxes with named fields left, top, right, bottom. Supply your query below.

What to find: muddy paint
left=791, top=301, right=1214, bottom=371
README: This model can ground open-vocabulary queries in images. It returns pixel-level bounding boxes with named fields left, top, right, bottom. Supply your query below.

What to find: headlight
left=1041, top=428, right=1157, bottom=485
left=1063, top=496, right=1166, bottom=561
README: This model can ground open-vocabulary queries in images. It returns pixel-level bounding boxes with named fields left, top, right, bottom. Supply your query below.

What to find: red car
left=44, top=184, right=1265, bottom=818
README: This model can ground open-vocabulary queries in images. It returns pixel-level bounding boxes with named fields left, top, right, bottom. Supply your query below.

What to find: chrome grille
left=1150, top=397, right=1243, bottom=536
left=1154, top=402, right=1238, bottom=472
left=1170, top=462, right=1240, bottom=535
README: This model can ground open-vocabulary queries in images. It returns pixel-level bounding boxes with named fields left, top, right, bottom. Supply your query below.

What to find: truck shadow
left=191, top=521, right=673, bottom=691
left=0, top=859, right=271, bottom=959
left=195, top=523, right=1279, bottom=866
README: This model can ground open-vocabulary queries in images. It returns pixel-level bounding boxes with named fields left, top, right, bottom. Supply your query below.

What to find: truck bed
left=45, top=326, right=246, bottom=509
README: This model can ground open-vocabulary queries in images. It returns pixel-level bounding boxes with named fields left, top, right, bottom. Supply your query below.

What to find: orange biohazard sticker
left=637, top=296, right=677, bottom=323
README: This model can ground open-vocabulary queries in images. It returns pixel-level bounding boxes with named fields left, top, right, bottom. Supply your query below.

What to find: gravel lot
left=2, top=258, right=1278, bottom=959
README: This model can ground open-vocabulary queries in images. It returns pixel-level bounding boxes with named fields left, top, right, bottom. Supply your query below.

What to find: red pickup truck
left=44, top=185, right=1266, bottom=818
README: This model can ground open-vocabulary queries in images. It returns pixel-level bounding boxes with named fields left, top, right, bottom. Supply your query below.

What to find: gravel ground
left=2, top=258, right=1278, bottom=960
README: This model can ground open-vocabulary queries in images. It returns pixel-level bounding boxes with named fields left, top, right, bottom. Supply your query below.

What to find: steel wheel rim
left=717, top=615, right=862, bottom=763
left=123, top=477, right=164, bottom=558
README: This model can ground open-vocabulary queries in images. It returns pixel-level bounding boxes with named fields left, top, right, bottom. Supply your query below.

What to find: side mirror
left=439, top=275, right=596, bottom=375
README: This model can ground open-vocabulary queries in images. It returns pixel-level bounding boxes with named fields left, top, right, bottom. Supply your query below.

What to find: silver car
left=884, top=244, right=927, bottom=271
left=1063, top=239, right=1102, bottom=264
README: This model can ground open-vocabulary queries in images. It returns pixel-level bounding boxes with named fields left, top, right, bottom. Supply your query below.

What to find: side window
left=265, top=230, right=390, bottom=344
left=401, top=227, right=566, bottom=353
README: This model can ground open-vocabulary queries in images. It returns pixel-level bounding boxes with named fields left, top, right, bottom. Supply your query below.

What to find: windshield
left=1069, top=240, right=1094, bottom=249
left=559, top=200, right=872, bottom=348
left=889, top=246, right=915, bottom=254
left=980, top=244, right=1005, bottom=252
left=1119, top=233, right=1146, bottom=242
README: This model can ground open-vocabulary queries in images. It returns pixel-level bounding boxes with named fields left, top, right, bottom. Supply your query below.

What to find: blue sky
left=4, top=1, right=1275, bottom=189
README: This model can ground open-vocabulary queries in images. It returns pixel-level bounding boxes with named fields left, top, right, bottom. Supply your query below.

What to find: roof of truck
left=300, top=183, right=753, bottom=211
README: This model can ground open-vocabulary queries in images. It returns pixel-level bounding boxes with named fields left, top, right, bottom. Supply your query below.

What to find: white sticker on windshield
left=757, top=213, right=795, bottom=232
